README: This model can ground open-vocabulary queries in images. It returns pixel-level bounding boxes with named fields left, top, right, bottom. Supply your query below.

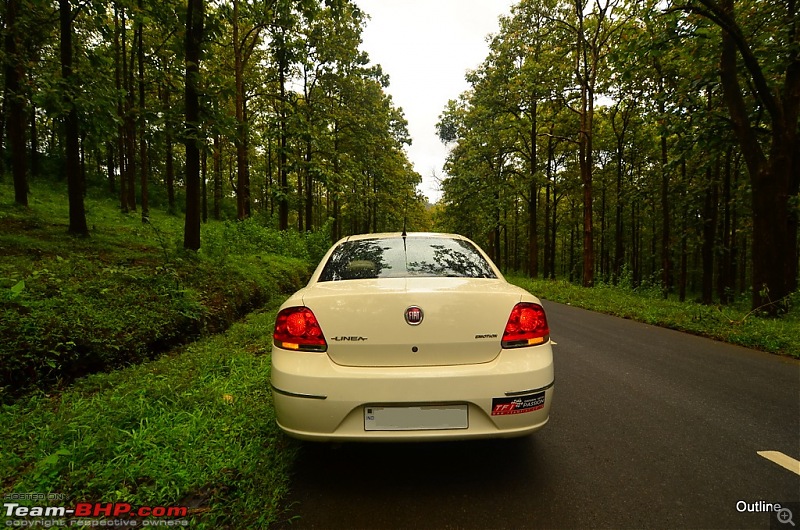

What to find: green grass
left=0, top=304, right=299, bottom=528
left=0, top=180, right=321, bottom=526
left=509, top=276, right=800, bottom=357
left=0, top=180, right=315, bottom=399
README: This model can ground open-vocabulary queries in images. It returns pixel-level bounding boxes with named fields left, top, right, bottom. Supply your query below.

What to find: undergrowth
left=0, top=306, right=299, bottom=528
left=0, top=180, right=314, bottom=400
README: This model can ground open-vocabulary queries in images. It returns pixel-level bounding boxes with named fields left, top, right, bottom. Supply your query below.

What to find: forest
left=435, top=0, right=799, bottom=315
left=3, top=0, right=428, bottom=245
left=2, top=0, right=798, bottom=316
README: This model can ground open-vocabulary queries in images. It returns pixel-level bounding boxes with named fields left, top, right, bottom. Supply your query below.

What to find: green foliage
left=8, top=0, right=432, bottom=249
left=509, top=276, right=800, bottom=357
left=435, top=0, right=799, bottom=311
left=201, top=216, right=328, bottom=266
left=0, top=172, right=313, bottom=526
left=0, top=307, right=300, bottom=528
left=0, top=181, right=310, bottom=401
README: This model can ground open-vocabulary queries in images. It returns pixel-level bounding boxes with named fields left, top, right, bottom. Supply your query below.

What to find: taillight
left=274, top=307, right=327, bottom=352
left=502, top=302, right=549, bottom=348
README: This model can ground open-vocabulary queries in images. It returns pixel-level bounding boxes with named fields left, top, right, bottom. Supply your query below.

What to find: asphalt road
left=272, top=301, right=800, bottom=529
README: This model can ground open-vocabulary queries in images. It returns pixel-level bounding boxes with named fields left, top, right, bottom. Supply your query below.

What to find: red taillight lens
left=274, top=307, right=327, bottom=352
left=502, top=302, right=549, bottom=348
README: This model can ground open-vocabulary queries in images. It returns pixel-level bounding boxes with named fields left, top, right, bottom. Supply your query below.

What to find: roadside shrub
left=0, top=181, right=313, bottom=401
left=201, top=216, right=334, bottom=268
left=203, top=219, right=308, bottom=261
left=0, top=252, right=309, bottom=402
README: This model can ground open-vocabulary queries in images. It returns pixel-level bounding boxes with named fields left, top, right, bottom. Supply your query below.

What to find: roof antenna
left=401, top=191, right=408, bottom=237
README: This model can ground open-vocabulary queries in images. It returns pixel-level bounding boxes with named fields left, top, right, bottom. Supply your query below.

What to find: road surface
left=272, top=301, right=800, bottom=529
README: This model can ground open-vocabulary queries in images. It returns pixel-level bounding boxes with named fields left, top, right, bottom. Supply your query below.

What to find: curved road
left=272, top=301, right=800, bottom=529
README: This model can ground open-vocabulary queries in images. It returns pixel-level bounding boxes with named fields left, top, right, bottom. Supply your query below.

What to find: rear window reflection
left=318, top=237, right=496, bottom=281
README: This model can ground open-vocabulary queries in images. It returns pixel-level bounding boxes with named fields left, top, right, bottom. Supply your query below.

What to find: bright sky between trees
left=354, top=0, right=516, bottom=203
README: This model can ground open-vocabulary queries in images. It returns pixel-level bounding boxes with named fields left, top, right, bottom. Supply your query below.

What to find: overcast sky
left=353, top=0, right=516, bottom=203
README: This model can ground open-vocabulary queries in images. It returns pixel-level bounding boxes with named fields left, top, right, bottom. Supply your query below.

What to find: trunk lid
left=304, top=277, right=523, bottom=367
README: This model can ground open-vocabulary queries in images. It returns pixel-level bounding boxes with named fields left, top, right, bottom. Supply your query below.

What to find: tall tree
left=137, top=0, right=149, bottom=222
left=231, top=0, right=267, bottom=220
left=183, top=0, right=204, bottom=250
left=269, top=0, right=296, bottom=231
left=566, top=0, right=627, bottom=287
left=673, top=0, right=800, bottom=313
left=5, top=0, right=28, bottom=206
left=60, top=0, right=89, bottom=236
left=114, top=4, right=128, bottom=213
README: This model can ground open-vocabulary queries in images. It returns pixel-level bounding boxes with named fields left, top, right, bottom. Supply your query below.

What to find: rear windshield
left=318, top=237, right=497, bottom=281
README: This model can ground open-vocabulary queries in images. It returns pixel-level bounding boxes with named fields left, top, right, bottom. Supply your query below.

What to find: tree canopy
left=435, top=0, right=798, bottom=314
left=1, top=0, right=427, bottom=247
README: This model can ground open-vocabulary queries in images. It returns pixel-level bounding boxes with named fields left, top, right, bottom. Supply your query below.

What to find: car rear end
left=270, top=233, right=554, bottom=441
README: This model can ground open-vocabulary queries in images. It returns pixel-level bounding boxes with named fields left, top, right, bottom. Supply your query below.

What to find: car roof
left=341, top=232, right=468, bottom=242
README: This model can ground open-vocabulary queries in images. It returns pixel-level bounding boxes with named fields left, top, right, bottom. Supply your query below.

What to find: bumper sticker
left=491, top=391, right=546, bottom=415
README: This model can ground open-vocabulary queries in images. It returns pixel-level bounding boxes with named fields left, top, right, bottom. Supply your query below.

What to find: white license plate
left=364, top=405, right=468, bottom=431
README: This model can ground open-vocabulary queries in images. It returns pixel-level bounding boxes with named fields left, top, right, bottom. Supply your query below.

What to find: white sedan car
left=270, top=232, right=554, bottom=441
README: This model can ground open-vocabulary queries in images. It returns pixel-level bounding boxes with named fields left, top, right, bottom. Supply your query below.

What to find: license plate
left=364, top=405, right=468, bottom=431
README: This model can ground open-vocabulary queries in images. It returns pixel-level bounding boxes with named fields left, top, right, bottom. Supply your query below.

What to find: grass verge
left=509, top=276, right=800, bottom=357
left=0, top=180, right=316, bottom=400
left=0, top=304, right=299, bottom=528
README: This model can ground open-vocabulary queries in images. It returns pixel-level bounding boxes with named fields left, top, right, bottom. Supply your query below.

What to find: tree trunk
left=547, top=134, right=558, bottom=280
left=114, top=6, right=127, bottom=213
left=183, top=0, right=204, bottom=251
left=544, top=181, right=551, bottom=280
left=266, top=137, right=273, bottom=215
left=631, top=201, right=640, bottom=287
left=5, top=0, right=27, bottom=206
left=137, top=0, right=148, bottom=222
left=574, top=0, right=596, bottom=288
left=30, top=102, right=39, bottom=178
left=528, top=99, right=538, bottom=277
left=202, top=146, right=208, bottom=223
left=679, top=158, right=688, bottom=301
left=233, top=0, right=251, bottom=220
left=0, top=86, right=6, bottom=176
left=277, top=37, right=289, bottom=231
left=163, top=86, right=176, bottom=214
left=614, top=133, right=624, bottom=283
left=106, top=142, right=115, bottom=193
left=213, top=134, right=221, bottom=220
left=713, top=0, right=799, bottom=314
left=122, top=6, right=136, bottom=212
left=579, top=94, right=594, bottom=287
left=80, top=130, right=86, bottom=192
left=60, top=0, right=88, bottom=236
left=660, top=99, right=670, bottom=298
left=701, top=162, right=719, bottom=305
left=493, top=176, right=501, bottom=264
left=503, top=205, right=509, bottom=272
left=298, top=158, right=304, bottom=231
left=331, top=124, right=341, bottom=242
left=717, top=148, right=733, bottom=304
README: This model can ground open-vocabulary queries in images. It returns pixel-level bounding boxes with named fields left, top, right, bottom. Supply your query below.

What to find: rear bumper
left=270, top=343, right=554, bottom=442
